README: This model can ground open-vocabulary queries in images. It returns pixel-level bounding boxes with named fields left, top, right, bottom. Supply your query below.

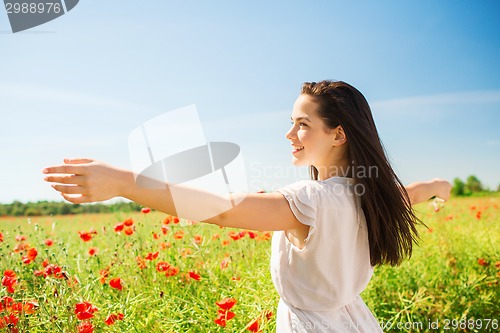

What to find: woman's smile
left=292, top=145, right=304, bottom=154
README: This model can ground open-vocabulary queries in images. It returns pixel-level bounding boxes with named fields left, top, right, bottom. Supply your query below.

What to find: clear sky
left=1, top=1, right=499, bottom=203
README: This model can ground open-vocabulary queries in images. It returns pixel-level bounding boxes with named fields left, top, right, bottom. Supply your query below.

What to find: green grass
left=0, top=196, right=498, bottom=332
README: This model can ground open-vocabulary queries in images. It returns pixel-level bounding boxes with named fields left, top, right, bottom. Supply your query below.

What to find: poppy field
left=0, top=196, right=499, bottom=333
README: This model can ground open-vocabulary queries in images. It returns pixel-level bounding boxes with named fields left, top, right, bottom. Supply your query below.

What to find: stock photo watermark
left=3, top=0, right=79, bottom=33
left=291, top=317, right=499, bottom=331
left=128, top=105, right=248, bottom=222
left=248, top=161, right=378, bottom=195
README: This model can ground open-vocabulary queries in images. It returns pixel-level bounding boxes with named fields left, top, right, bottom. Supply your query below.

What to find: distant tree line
left=0, top=200, right=143, bottom=217
left=452, top=175, right=499, bottom=196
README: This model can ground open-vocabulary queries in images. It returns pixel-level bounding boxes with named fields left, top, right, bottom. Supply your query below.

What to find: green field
left=0, top=196, right=498, bottom=332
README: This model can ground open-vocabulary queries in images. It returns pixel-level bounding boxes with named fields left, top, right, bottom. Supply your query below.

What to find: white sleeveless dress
left=271, top=177, right=383, bottom=332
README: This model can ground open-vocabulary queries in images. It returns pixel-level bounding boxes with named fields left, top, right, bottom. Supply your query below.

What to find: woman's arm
left=405, top=178, right=452, bottom=205
left=43, top=158, right=302, bottom=231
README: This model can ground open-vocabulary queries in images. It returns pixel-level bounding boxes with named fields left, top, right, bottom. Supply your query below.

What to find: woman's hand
left=43, top=158, right=132, bottom=204
left=432, top=178, right=452, bottom=202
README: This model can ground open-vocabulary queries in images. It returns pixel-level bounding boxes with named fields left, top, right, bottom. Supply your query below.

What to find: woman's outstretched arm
left=405, top=178, right=452, bottom=205
left=43, top=158, right=302, bottom=231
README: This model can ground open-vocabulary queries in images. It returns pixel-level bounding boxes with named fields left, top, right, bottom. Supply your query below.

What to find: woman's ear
left=332, top=126, right=347, bottom=146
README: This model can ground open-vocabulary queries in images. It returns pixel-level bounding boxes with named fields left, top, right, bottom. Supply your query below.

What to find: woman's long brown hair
left=302, top=80, right=420, bottom=266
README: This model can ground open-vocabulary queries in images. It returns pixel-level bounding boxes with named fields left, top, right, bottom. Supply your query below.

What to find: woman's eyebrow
left=290, top=116, right=312, bottom=122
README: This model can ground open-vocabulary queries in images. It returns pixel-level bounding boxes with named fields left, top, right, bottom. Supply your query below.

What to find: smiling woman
left=43, top=80, right=451, bottom=332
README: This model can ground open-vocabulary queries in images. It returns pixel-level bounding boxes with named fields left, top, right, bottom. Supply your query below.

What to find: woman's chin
left=291, top=157, right=307, bottom=166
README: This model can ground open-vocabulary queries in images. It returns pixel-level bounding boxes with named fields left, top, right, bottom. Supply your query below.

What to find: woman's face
left=285, top=94, right=337, bottom=168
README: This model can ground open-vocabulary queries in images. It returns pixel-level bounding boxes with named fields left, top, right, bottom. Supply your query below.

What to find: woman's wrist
left=115, top=168, right=137, bottom=199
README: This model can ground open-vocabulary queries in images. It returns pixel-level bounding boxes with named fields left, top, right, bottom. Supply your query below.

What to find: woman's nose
left=285, top=125, right=296, bottom=140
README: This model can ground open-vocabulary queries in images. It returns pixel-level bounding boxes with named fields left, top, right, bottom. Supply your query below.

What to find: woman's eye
left=290, top=121, right=307, bottom=127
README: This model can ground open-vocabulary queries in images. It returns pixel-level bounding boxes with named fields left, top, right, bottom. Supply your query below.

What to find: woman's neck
left=316, top=159, right=352, bottom=180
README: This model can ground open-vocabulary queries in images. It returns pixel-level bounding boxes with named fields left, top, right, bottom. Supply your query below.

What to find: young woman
left=43, top=80, right=451, bottom=332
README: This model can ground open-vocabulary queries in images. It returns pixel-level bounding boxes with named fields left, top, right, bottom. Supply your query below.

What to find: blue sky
left=0, top=1, right=499, bottom=203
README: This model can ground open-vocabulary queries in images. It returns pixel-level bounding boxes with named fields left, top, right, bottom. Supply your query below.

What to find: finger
left=42, top=164, right=85, bottom=175
left=64, top=158, right=94, bottom=164
left=44, top=175, right=86, bottom=185
left=51, top=184, right=87, bottom=195
left=61, top=193, right=91, bottom=204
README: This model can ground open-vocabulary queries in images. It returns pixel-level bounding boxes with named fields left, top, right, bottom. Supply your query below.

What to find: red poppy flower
left=188, top=271, right=201, bottom=281
left=25, top=247, right=37, bottom=261
left=163, top=216, right=172, bottom=225
left=74, top=301, right=98, bottom=320
left=193, top=234, right=203, bottom=244
left=99, top=268, right=110, bottom=284
left=109, top=278, right=123, bottom=291
left=15, top=235, right=26, bottom=242
left=156, top=261, right=170, bottom=272
left=216, top=298, right=237, bottom=311
left=2, top=270, right=17, bottom=293
left=263, top=310, right=273, bottom=320
left=214, top=309, right=236, bottom=327
left=247, top=231, right=257, bottom=239
left=141, top=207, right=151, bottom=214
left=159, top=242, right=171, bottom=250
left=228, top=231, right=241, bottom=241
left=1, top=296, right=14, bottom=311
left=78, top=231, right=93, bottom=242
left=10, top=301, right=23, bottom=314
left=114, top=222, right=125, bottom=232
left=124, top=227, right=134, bottom=236
left=124, top=218, right=134, bottom=227
left=88, top=247, right=98, bottom=256
left=173, top=217, right=180, bottom=224
left=104, top=313, right=124, bottom=325
left=161, top=225, right=169, bottom=235
left=174, top=230, right=184, bottom=240
left=261, top=232, right=272, bottom=240
left=246, top=318, right=260, bottom=332
left=0, top=313, right=19, bottom=329
left=23, top=300, right=39, bottom=315
left=165, top=266, right=180, bottom=277
left=152, top=232, right=160, bottom=239
left=136, top=256, right=147, bottom=269
left=44, top=238, right=54, bottom=246
left=77, top=321, right=94, bottom=333
left=21, top=256, right=31, bottom=265
left=0, top=232, right=4, bottom=242
left=478, top=258, right=489, bottom=266
left=476, top=211, right=482, bottom=220
left=44, top=264, right=64, bottom=279
left=22, top=247, right=38, bottom=264
left=145, top=252, right=159, bottom=261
